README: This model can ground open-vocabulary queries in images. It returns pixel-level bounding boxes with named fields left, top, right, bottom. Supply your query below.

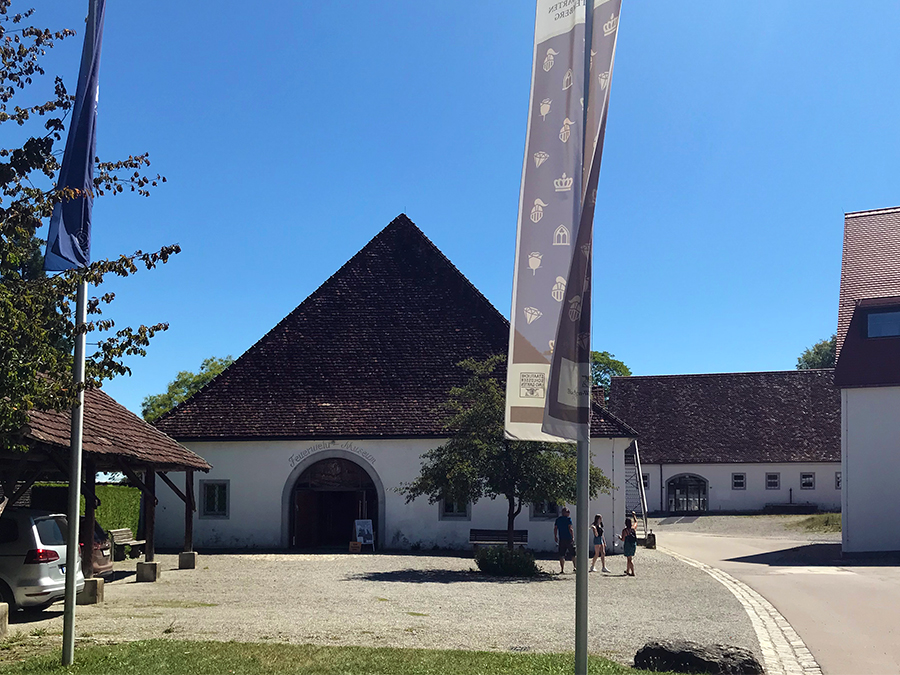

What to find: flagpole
left=574, top=2, right=594, bottom=672
left=62, top=278, right=87, bottom=666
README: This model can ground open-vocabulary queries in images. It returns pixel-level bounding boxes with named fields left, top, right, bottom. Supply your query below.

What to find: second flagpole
left=574, top=2, right=594, bottom=672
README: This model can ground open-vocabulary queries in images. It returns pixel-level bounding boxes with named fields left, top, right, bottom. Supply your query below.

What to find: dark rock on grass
left=634, top=639, right=763, bottom=674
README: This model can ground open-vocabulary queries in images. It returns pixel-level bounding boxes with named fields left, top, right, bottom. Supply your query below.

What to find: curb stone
left=660, top=547, right=822, bottom=675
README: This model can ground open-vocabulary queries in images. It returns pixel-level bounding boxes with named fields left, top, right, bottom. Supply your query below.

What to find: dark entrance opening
left=291, top=458, right=377, bottom=548
left=666, top=474, right=708, bottom=513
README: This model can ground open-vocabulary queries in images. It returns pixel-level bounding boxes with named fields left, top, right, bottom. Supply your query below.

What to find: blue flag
left=44, top=0, right=106, bottom=271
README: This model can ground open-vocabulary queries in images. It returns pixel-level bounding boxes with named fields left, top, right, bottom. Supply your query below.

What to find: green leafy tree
left=398, top=356, right=612, bottom=550
left=796, top=334, right=836, bottom=370
left=0, top=3, right=179, bottom=457
left=590, top=350, right=631, bottom=401
left=142, top=356, right=234, bottom=422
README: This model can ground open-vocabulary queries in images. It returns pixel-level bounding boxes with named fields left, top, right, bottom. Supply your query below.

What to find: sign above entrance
left=288, top=440, right=376, bottom=469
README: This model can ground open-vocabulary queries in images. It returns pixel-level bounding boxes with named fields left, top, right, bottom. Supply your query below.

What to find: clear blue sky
left=32, top=1, right=900, bottom=415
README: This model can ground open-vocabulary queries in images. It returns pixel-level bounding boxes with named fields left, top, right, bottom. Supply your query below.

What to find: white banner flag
left=505, top=0, right=622, bottom=442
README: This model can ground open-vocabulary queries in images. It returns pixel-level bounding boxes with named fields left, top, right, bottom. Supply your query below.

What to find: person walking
left=589, top=514, right=610, bottom=573
left=618, top=516, right=637, bottom=576
left=553, top=506, right=575, bottom=574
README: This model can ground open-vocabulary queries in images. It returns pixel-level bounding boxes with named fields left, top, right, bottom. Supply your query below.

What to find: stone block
left=77, top=578, right=104, bottom=605
left=0, top=602, right=7, bottom=638
left=136, top=561, right=161, bottom=582
left=645, top=531, right=657, bottom=549
left=634, top=639, right=763, bottom=674
left=178, top=551, right=198, bottom=570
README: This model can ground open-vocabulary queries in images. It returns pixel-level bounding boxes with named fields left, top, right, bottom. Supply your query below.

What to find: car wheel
left=0, top=580, right=16, bottom=611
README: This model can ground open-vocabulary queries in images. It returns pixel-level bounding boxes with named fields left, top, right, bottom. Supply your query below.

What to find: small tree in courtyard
left=398, top=356, right=612, bottom=550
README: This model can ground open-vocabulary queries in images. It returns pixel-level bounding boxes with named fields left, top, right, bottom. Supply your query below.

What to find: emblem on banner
left=519, top=371, right=546, bottom=399
left=551, top=276, right=567, bottom=302
left=562, top=69, right=573, bottom=91
left=528, top=252, right=543, bottom=275
left=543, top=48, right=558, bottom=72
left=554, top=173, right=573, bottom=192
left=590, top=49, right=597, bottom=71
left=524, top=307, right=542, bottom=324
left=581, top=243, right=591, bottom=259
left=540, top=98, right=552, bottom=120
left=603, top=13, right=619, bottom=36
left=578, top=333, right=590, bottom=351
left=599, top=71, right=610, bottom=91
left=559, top=118, right=574, bottom=143
left=549, top=340, right=555, bottom=354
left=553, top=225, right=570, bottom=246
left=533, top=151, right=549, bottom=168
left=530, top=199, right=547, bottom=223
left=568, top=296, right=582, bottom=322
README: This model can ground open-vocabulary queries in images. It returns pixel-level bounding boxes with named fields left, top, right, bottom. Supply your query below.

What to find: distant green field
left=789, top=512, right=842, bottom=533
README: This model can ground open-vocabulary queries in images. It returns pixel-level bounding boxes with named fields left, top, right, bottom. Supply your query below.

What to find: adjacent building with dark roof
left=833, top=207, right=900, bottom=555
left=153, top=215, right=636, bottom=551
left=609, top=370, right=841, bottom=514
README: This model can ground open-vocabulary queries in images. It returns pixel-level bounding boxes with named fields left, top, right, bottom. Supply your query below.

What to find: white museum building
left=153, top=216, right=638, bottom=551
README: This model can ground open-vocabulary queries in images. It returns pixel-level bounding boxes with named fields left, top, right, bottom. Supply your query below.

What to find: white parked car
left=0, top=508, right=85, bottom=611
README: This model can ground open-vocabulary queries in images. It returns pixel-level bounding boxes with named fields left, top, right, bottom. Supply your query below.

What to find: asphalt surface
left=655, top=523, right=900, bottom=675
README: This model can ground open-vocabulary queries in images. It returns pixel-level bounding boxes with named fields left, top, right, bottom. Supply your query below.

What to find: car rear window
left=34, top=517, right=66, bottom=546
left=0, top=518, right=18, bottom=544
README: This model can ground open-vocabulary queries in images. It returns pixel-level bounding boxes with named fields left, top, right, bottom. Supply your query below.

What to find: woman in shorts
left=618, top=516, right=637, bottom=576
left=589, top=514, right=609, bottom=573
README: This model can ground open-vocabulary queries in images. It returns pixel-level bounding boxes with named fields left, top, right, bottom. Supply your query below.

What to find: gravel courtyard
left=7, top=547, right=759, bottom=665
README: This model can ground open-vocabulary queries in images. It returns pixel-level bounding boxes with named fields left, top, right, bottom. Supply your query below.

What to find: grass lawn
left=787, top=512, right=842, bottom=533
left=0, top=640, right=684, bottom=675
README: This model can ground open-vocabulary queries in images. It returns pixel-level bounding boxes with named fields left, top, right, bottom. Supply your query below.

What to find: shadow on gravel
left=726, top=543, right=900, bottom=567
left=345, top=569, right=556, bottom=584
left=8, top=609, right=63, bottom=625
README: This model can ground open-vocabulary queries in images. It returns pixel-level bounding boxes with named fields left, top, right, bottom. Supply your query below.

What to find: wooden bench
left=109, top=528, right=146, bottom=561
left=469, top=529, right=528, bottom=549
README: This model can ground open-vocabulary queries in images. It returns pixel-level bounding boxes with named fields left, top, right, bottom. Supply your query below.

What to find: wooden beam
left=157, top=471, right=189, bottom=507
left=83, top=457, right=97, bottom=579
left=9, top=468, right=43, bottom=505
left=144, top=469, right=156, bottom=563
left=184, top=470, right=194, bottom=553
left=119, top=463, right=158, bottom=505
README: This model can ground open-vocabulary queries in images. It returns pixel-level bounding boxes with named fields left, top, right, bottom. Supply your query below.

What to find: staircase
left=624, top=441, right=650, bottom=543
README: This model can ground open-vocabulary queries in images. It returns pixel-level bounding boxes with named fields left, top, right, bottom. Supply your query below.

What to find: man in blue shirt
left=554, top=506, right=575, bottom=574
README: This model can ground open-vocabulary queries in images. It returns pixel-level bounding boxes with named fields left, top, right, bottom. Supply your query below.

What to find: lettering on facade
left=288, top=440, right=376, bottom=469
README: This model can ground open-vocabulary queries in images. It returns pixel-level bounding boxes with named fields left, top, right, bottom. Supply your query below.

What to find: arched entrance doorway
left=290, top=458, right=378, bottom=548
left=666, top=474, right=708, bottom=513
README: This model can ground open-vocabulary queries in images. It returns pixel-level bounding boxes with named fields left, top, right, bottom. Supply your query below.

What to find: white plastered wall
left=155, top=436, right=629, bottom=552
left=638, top=462, right=842, bottom=513
left=842, top=386, right=900, bottom=554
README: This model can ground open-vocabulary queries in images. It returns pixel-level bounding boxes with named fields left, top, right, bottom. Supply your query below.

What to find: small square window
left=200, top=480, right=229, bottom=519
left=800, top=473, right=815, bottom=490
left=732, top=473, right=746, bottom=490
left=867, top=310, right=900, bottom=338
left=440, top=498, right=469, bottom=520
left=530, top=500, right=559, bottom=520
left=835, top=472, right=842, bottom=490
left=641, top=473, right=650, bottom=490
left=766, top=473, right=780, bottom=490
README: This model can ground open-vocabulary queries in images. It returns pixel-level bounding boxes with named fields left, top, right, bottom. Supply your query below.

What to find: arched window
left=554, top=225, right=570, bottom=246
left=666, top=474, right=708, bottom=513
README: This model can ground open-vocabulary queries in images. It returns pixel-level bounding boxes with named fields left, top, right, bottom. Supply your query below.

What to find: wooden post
left=144, top=469, right=156, bottom=562
left=184, top=470, right=194, bottom=553
left=82, top=457, right=97, bottom=579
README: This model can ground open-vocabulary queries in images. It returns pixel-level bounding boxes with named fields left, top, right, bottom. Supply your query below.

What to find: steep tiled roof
left=155, top=215, right=631, bottom=441
left=608, top=370, right=839, bottom=464
left=836, top=207, right=900, bottom=358
left=26, top=388, right=210, bottom=471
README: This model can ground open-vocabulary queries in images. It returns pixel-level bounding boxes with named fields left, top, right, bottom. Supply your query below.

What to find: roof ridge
left=846, top=206, right=900, bottom=218
left=611, top=369, right=834, bottom=381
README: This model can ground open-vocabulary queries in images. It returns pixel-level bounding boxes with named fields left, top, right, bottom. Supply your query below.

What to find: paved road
left=659, top=532, right=900, bottom=675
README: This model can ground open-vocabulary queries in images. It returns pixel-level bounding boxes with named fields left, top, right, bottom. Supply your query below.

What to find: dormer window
left=866, top=309, right=900, bottom=338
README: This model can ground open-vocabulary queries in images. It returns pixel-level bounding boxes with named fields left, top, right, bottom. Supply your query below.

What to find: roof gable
left=837, top=207, right=900, bottom=359
left=608, top=370, right=839, bottom=464
left=155, top=215, right=511, bottom=439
